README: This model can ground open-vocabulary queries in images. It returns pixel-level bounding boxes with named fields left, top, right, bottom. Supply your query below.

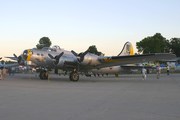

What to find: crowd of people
left=0, top=67, right=16, bottom=80
left=142, top=65, right=170, bottom=80
left=0, top=65, right=173, bottom=80
left=8, top=67, right=16, bottom=75
left=0, top=66, right=37, bottom=80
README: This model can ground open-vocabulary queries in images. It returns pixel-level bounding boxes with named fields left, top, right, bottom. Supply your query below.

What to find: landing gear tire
left=69, top=72, right=79, bottom=82
left=39, top=70, right=48, bottom=80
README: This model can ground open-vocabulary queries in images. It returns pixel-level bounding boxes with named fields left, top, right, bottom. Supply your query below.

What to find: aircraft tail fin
left=117, top=42, right=134, bottom=56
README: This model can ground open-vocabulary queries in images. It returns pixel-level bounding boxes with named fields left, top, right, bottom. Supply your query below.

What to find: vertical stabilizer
left=117, top=42, right=134, bottom=56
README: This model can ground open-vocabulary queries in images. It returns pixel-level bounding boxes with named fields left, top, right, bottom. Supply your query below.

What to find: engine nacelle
left=55, top=56, right=76, bottom=68
left=80, top=53, right=100, bottom=66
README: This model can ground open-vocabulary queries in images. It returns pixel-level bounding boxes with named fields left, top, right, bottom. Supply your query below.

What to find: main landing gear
left=39, top=70, right=49, bottom=80
left=39, top=70, right=79, bottom=82
left=69, top=71, right=79, bottom=82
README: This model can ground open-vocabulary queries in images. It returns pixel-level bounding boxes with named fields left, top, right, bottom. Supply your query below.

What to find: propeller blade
left=54, top=52, right=64, bottom=65
left=12, top=54, right=22, bottom=63
left=81, top=49, right=90, bottom=57
left=17, top=56, right=22, bottom=64
left=48, top=52, right=64, bottom=65
left=71, top=50, right=78, bottom=56
left=79, top=49, right=90, bottom=62
left=13, top=54, right=18, bottom=58
left=56, top=52, right=64, bottom=60
left=48, top=54, right=57, bottom=62
left=48, top=54, right=54, bottom=59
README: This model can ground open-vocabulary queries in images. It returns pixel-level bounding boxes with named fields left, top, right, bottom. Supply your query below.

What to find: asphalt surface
left=0, top=73, right=180, bottom=120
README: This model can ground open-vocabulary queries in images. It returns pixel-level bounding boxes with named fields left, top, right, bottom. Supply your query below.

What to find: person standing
left=12, top=67, right=15, bottom=75
left=156, top=65, right=161, bottom=79
left=2, top=67, right=7, bottom=80
left=8, top=67, right=12, bottom=75
left=167, top=65, right=170, bottom=75
left=24, top=66, right=27, bottom=74
left=142, top=67, right=147, bottom=80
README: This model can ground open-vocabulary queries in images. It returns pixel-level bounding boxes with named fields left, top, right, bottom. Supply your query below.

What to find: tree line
left=136, top=33, right=180, bottom=57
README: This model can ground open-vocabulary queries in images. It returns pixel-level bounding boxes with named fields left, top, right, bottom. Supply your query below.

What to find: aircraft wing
left=160, top=57, right=180, bottom=62
left=97, top=53, right=176, bottom=68
left=0, top=63, right=19, bottom=67
left=5, top=57, right=18, bottom=61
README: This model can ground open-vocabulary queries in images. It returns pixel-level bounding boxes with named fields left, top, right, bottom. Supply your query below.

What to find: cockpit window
left=41, top=54, right=44, bottom=56
left=48, top=48, right=53, bottom=51
left=47, top=48, right=57, bottom=52
left=41, top=46, right=60, bottom=52
left=37, top=53, right=40, bottom=56
left=52, top=45, right=61, bottom=50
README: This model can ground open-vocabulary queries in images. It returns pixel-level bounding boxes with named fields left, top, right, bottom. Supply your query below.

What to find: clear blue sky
left=1, top=0, right=180, bottom=60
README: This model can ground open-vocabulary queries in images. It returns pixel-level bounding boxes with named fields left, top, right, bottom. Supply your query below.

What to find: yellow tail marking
left=130, top=45, right=134, bottom=65
left=130, top=45, right=134, bottom=55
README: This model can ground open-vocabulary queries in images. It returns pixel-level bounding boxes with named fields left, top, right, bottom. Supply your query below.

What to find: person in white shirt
left=142, top=67, right=147, bottom=80
left=12, top=67, right=15, bottom=75
left=24, top=66, right=27, bottom=74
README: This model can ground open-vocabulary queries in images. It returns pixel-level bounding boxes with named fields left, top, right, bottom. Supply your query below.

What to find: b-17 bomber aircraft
left=9, top=42, right=175, bottom=81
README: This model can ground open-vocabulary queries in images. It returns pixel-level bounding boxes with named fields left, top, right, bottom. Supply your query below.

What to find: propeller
left=13, top=54, right=22, bottom=64
left=71, top=49, right=90, bottom=63
left=13, top=54, right=18, bottom=58
left=48, top=52, right=64, bottom=65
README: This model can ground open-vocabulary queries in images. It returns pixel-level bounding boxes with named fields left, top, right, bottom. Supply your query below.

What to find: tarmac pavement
left=0, top=73, right=180, bottom=120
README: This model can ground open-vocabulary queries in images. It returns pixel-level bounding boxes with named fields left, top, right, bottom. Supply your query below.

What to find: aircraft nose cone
left=22, top=50, right=28, bottom=61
